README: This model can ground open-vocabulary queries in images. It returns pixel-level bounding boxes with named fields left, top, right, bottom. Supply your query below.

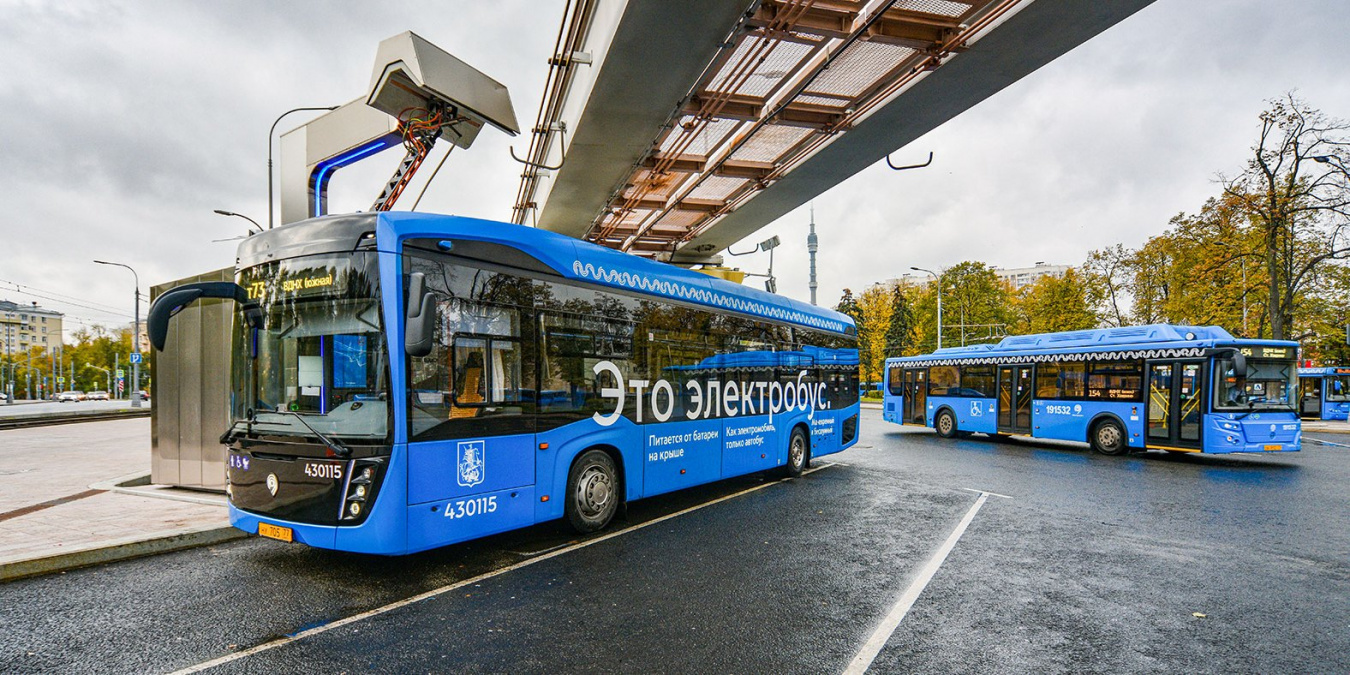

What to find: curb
left=1305, top=423, right=1350, bottom=436
left=0, top=523, right=247, bottom=583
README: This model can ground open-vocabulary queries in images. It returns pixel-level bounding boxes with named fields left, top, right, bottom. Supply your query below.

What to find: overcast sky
left=2, top=0, right=1348, bottom=334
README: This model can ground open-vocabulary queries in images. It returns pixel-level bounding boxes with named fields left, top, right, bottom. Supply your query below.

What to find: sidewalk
left=1304, top=419, right=1350, bottom=435
left=0, top=418, right=244, bottom=582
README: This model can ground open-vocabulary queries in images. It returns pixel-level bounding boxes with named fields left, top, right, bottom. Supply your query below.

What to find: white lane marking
left=1307, top=437, right=1350, bottom=449
left=960, top=487, right=1011, bottom=499
left=843, top=490, right=995, bottom=674
left=170, top=464, right=832, bottom=674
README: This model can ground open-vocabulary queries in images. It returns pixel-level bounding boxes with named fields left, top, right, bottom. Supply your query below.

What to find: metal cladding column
left=808, top=203, right=818, bottom=305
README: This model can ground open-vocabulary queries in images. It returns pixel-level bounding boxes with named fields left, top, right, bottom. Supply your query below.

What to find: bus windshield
left=1214, top=356, right=1297, bottom=412
left=1327, top=375, right=1350, bottom=402
left=230, top=253, right=390, bottom=442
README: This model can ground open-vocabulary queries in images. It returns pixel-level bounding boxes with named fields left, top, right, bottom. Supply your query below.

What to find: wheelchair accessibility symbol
left=970, top=401, right=983, bottom=417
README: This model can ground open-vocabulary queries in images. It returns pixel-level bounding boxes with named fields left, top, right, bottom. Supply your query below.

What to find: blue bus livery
left=882, top=325, right=1301, bottom=455
left=1298, top=367, right=1350, bottom=420
left=149, top=211, right=860, bottom=555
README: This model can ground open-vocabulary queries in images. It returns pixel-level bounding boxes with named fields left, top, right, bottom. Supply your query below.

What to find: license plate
left=1263, top=444, right=1282, bottom=451
left=258, top=522, right=293, bottom=542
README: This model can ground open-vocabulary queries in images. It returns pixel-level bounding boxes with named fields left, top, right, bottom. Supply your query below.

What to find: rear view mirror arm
left=147, top=281, right=263, bottom=351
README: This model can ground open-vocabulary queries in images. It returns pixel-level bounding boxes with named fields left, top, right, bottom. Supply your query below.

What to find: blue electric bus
left=1298, top=367, right=1350, bottom=420
left=882, top=325, right=1301, bottom=455
left=148, top=212, right=859, bottom=554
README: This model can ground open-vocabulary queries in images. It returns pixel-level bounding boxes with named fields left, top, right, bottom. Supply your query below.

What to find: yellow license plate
left=258, top=522, right=293, bottom=542
left=1263, top=444, right=1282, bottom=452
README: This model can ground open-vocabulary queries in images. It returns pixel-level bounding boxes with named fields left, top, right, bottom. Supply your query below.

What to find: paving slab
left=0, top=418, right=240, bottom=581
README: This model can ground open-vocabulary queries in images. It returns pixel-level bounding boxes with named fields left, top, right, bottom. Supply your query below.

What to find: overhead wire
left=0, top=285, right=135, bottom=319
left=0, top=277, right=132, bottom=315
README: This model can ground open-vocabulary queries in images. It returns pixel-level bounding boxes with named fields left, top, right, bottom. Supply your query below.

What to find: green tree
left=1223, top=93, right=1350, bottom=339
left=938, top=262, right=1012, bottom=345
left=834, top=288, right=861, bottom=326
left=1011, top=268, right=1098, bottom=334
left=1082, top=244, right=1130, bottom=327
left=856, top=285, right=894, bottom=386
left=1300, top=262, right=1350, bottom=364
left=883, top=285, right=914, bottom=357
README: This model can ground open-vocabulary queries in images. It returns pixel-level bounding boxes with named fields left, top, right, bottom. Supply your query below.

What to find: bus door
left=1146, top=360, right=1205, bottom=450
left=997, top=365, right=1032, bottom=434
left=1299, top=376, right=1321, bottom=418
left=903, top=368, right=927, bottom=424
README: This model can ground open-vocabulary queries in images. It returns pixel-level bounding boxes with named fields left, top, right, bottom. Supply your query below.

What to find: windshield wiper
left=252, top=410, right=352, bottom=458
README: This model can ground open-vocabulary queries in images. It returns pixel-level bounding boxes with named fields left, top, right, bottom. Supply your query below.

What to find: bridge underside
left=514, top=0, right=1156, bottom=264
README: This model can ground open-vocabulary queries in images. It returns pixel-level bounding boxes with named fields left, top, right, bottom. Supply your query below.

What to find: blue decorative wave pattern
left=894, top=347, right=1209, bottom=367
left=572, top=260, right=848, bottom=334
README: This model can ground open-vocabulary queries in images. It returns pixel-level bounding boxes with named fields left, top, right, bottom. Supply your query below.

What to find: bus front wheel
left=935, top=409, right=958, bottom=439
left=1090, top=419, right=1129, bottom=456
left=566, top=450, right=619, bottom=533
left=783, top=427, right=809, bottom=478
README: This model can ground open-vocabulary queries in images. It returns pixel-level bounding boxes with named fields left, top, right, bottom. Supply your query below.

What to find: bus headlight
left=1219, top=421, right=1240, bottom=431
left=340, top=459, right=384, bottom=523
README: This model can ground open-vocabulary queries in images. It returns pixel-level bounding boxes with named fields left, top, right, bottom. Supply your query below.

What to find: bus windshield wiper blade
left=258, top=411, right=352, bottom=458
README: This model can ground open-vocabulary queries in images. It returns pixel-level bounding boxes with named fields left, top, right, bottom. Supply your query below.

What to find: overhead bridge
left=511, top=0, right=1155, bottom=264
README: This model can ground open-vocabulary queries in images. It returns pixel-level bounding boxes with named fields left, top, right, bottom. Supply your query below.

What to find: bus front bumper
left=1205, top=415, right=1301, bottom=453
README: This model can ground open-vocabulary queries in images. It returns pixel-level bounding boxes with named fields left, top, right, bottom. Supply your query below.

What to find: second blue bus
left=883, top=325, right=1301, bottom=455
left=1298, top=367, right=1350, bottom=420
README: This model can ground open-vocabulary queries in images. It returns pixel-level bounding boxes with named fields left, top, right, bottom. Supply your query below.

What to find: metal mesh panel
left=730, top=124, right=814, bottom=163
left=687, top=176, right=749, bottom=201
left=660, top=116, right=741, bottom=156
left=623, top=170, right=684, bottom=200
left=895, top=0, right=972, bottom=17
left=795, top=94, right=849, bottom=108
left=707, top=38, right=815, bottom=99
left=653, top=210, right=705, bottom=228
left=807, top=41, right=914, bottom=99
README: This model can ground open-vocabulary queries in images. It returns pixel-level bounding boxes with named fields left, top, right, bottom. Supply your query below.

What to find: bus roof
left=886, top=324, right=1298, bottom=366
left=1299, top=367, right=1350, bottom=376
left=378, top=212, right=855, bottom=336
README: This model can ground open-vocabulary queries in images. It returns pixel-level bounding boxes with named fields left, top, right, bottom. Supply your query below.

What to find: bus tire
left=783, top=427, right=809, bottom=478
left=565, top=449, right=619, bottom=533
left=1089, top=418, right=1129, bottom=456
left=935, top=409, right=958, bottom=439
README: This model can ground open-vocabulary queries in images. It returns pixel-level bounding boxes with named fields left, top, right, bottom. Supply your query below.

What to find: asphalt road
left=1, top=408, right=1346, bottom=673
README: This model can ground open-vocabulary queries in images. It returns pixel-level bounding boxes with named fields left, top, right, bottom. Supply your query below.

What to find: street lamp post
left=911, top=266, right=943, bottom=350
left=93, top=260, right=143, bottom=407
left=213, top=209, right=263, bottom=234
left=85, top=363, right=111, bottom=394
left=269, top=106, right=339, bottom=229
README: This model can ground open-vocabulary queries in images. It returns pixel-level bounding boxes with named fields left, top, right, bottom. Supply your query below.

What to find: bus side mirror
left=147, top=282, right=262, bottom=351
left=406, top=272, right=438, bottom=358
left=1231, top=351, right=1247, bottom=379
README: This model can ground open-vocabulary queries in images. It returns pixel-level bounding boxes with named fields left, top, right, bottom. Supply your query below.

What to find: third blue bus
left=883, top=325, right=1301, bottom=455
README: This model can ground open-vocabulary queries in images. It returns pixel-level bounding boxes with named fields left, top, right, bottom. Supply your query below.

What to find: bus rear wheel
left=1090, top=419, right=1129, bottom=456
left=935, top=409, right=958, bottom=438
left=566, top=450, right=619, bottom=533
left=783, top=427, right=809, bottom=478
